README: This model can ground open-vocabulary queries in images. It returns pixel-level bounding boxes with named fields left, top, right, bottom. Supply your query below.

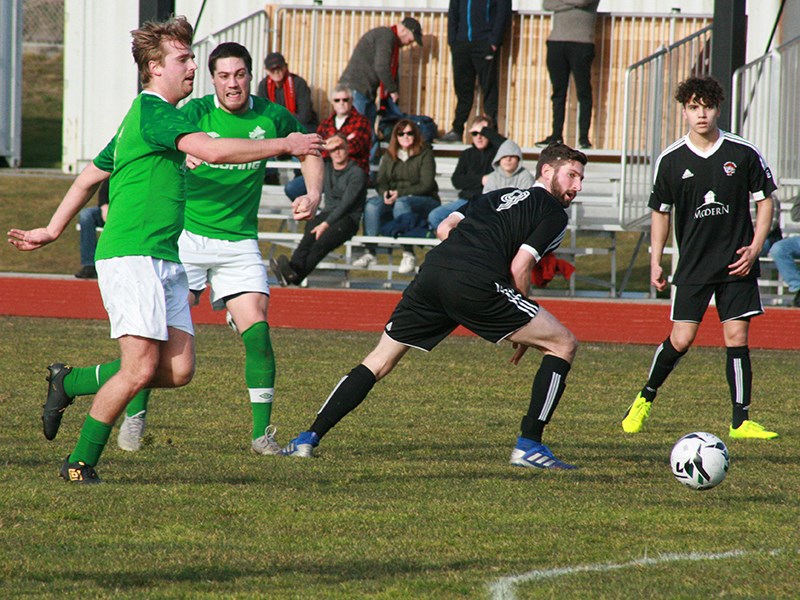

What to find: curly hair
left=131, top=15, right=194, bottom=86
left=674, top=76, right=724, bottom=108
left=385, top=119, right=425, bottom=161
left=535, top=143, right=587, bottom=179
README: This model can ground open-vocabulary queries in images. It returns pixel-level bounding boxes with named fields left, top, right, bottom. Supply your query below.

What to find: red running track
left=1, top=275, right=799, bottom=350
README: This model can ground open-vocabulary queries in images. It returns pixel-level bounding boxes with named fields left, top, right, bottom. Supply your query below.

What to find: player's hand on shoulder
left=287, top=132, right=324, bottom=157
left=7, top=227, right=56, bottom=251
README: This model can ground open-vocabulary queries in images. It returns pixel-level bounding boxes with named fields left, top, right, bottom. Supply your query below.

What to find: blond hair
left=131, top=15, right=194, bottom=86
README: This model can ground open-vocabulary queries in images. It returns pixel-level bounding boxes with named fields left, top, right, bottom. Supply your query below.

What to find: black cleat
left=535, top=135, right=563, bottom=148
left=269, top=258, right=289, bottom=287
left=59, top=456, right=102, bottom=484
left=43, top=363, right=75, bottom=440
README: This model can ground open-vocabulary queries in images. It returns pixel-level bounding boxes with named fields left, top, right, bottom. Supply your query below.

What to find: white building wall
left=61, top=0, right=788, bottom=173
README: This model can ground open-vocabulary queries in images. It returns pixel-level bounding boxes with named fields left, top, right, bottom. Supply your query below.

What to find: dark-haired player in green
left=116, top=42, right=324, bottom=455
left=8, top=17, right=323, bottom=483
left=622, top=76, right=778, bottom=440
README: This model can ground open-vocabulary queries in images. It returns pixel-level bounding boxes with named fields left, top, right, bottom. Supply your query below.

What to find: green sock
left=126, top=389, right=151, bottom=417
left=241, top=321, right=276, bottom=439
left=63, top=359, right=121, bottom=397
left=69, top=415, right=113, bottom=466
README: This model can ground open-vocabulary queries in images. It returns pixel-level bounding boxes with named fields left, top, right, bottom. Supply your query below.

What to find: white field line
left=488, top=549, right=782, bottom=600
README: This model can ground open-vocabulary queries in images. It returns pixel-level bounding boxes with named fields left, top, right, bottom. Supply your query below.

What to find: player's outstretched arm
left=292, top=153, right=324, bottom=221
left=176, top=132, right=324, bottom=165
left=8, top=163, right=110, bottom=251
left=649, top=210, right=670, bottom=291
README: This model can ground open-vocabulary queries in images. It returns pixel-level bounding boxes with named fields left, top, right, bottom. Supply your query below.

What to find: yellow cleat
left=729, top=420, right=779, bottom=440
left=622, top=393, right=652, bottom=433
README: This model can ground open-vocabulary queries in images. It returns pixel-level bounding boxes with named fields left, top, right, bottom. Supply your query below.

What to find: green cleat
left=622, top=393, right=652, bottom=433
left=729, top=420, right=778, bottom=440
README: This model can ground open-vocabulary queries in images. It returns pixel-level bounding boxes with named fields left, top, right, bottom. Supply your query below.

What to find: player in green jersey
left=116, top=42, right=324, bottom=455
left=8, top=17, right=323, bottom=483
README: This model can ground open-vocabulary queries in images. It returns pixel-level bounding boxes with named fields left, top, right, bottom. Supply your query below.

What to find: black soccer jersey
left=648, top=131, right=777, bottom=284
left=423, top=183, right=568, bottom=277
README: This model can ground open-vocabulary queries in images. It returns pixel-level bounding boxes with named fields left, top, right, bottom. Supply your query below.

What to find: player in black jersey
left=283, top=143, right=587, bottom=469
left=622, top=76, right=778, bottom=440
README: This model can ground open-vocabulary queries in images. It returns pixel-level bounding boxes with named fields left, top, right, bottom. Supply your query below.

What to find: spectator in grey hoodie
left=483, top=140, right=536, bottom=193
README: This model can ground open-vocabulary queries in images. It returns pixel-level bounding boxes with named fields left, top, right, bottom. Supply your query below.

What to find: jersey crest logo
left=249, top=126, right=266, bottom=140
left=496, top=189, right=530, bottom=212
left=722, top=161, right=737, bottom=176
left=681, top=169, right=694, bottom=179
left=694, top=190, right=730, bottom=220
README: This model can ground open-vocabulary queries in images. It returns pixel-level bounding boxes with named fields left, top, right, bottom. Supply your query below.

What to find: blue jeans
left=427, top=199, right=469, bottom=231
left=352, top=90, right=379, bottom=164
left=285, top=175, right=307, bottom=201
left=78, top=206, right=104, bottom=266
left=768, top=236, right=800, bottom=292
left=363, top=195, right=440, bottom=236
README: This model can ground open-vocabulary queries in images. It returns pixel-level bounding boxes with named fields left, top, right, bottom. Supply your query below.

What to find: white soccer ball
left=670, top=432, right=729, bottom=490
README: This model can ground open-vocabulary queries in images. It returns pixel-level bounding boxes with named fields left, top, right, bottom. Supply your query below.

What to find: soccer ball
left=670, top=432, right=729, bottom=490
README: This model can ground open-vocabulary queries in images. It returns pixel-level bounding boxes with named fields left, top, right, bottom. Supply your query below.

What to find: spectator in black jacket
left=257, top=52, right=318, bottom=134
left=428, top=115, right=505, bottom=230
left=439, top=0, right=512, bottom=143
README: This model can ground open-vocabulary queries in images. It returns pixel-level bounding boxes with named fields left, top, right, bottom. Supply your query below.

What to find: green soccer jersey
left=93, top=92, right=202, bottom=262
left=180, top=95, right=306, bottom=240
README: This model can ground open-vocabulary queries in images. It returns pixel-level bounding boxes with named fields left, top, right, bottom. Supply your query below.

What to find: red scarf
left=266, top=73, right=297, bottom=115
left=379, top=26, right=400, bottom=102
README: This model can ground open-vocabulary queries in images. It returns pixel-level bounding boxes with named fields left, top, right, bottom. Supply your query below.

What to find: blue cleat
left=281, top=431, right=319, bottom=457
left=509, top=437, right=577, bottom=470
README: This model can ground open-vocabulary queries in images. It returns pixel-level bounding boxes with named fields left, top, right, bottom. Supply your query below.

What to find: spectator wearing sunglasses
left=428, top=115, right=505, bottom=231
left=352, top=119, right=439, bottom=274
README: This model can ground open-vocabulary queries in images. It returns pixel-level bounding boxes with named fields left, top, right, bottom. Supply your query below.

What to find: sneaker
left=438, top=130, right=462, bottom=143
left=269, top=257, right=289, bottom=287
left=252, top=424, right=282, bottom=455
left=59, top=456, right=102, bottom=484
left=510, top=437, right=577, bottom=470
left=117, top=410, right=147, bottom=452
left=535, top=135, right=563, bottom=148
left=281, top=431, right=320, bottom=457
left=277, top=255, right=300, bottom=285
left=225, top=311, right=238, bottom=333
left=42, top=363, right=75, bottom=441
left=621, top=393, right=652, bottom=433
left=352, top=252, right=376, bottom=269
left=729, top=420, right=779, bottom=440
left=578, top=139, right=593, bottom=150
left=398, top=251, right=416, bottom=274
left=74, top=265, right=97, bottom=279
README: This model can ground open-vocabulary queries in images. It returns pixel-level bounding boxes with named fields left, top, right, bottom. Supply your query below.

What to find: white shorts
left=96, top=256, right=194, bottom=341
left=179, top=230, right=269, bottom=310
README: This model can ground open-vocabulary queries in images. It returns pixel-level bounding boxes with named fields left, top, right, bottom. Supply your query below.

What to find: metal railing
left=732, top=35, right=800, bottom=203
left=619, top=25, right=712, bottom=229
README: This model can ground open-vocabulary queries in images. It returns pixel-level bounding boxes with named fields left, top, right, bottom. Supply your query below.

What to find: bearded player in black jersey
left=622, top=76, right=778, bottom=440
left=283, top=143, right=587, bottom=469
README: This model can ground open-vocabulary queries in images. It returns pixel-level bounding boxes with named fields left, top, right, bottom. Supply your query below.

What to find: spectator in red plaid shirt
left=285, top=84, right=372, bottom=201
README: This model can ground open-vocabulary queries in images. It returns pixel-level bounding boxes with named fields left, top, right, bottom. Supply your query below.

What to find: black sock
left=641, top=337, right=687, bottom=402
left=310, top=364, right=377, bottom=439
left=520, top=355, right=571, bottom=443
left=727, top=346, right=752, bottom=428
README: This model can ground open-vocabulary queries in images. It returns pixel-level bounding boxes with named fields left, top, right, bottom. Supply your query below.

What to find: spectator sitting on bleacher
left=483, top=139, right=535, bottom=193
left=257, top=52, right=318, bottom=134
left=352, top=119, right=439, bottom=274
left=75, top=179, right=110, bottom=279
left=271, top=135, right=367, bottom=286
left=768, top=194, right=800, bottom=307
left=285, top=84, right=372, bottom=202
left=427, top=115, right=505, bottom=231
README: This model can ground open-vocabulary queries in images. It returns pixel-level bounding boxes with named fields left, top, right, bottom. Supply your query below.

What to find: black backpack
left=378, top=98, right=438, bottom=144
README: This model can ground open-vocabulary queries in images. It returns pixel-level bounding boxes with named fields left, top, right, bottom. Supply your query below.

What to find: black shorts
left=671, top=279, right=763, bottom=323
left=384, top=265, right=539, bottom=351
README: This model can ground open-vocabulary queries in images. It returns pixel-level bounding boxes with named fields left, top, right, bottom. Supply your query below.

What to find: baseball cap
left=264, top=52, right=287, bottom=70
left=401, top=17, right=423, bottom=46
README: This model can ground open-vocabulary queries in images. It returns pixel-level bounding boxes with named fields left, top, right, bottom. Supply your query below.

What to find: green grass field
left=1, top=317, right=797, bottom=598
